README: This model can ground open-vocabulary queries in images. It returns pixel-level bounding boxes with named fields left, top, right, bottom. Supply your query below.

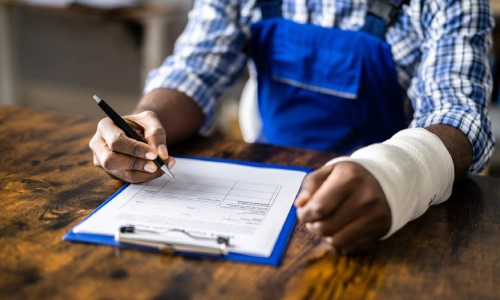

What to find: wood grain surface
left=0, top=105, right=499, bottom=300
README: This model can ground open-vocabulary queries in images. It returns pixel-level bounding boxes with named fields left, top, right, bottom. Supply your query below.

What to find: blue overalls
left=250, top=0, right=408, bottom=154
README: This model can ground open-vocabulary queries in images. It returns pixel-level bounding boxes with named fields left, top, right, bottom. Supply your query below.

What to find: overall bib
left=250, top=0, right=408, bottom=154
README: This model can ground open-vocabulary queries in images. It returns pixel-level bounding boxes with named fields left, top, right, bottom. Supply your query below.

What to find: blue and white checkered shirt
left=144, top=0, right=494, bottom=173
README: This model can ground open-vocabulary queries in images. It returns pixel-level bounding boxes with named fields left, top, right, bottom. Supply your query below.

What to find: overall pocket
left=271, top=46, right=362, bottom=100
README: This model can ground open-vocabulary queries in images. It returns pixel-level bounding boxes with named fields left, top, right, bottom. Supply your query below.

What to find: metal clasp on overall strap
left=367, top=0, right=409, bottom=25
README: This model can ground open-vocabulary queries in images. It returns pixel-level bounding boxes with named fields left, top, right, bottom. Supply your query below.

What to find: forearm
left=134, top=88, right=205, bottom=145
left=425, top=124, right=473, bottom=180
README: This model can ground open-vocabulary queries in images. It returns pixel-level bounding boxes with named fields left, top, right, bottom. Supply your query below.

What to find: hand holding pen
left=89, top=95, right=176, bottom=183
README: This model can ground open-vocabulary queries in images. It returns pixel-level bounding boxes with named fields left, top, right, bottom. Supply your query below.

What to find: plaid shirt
left=144, top=0, right=495, bottom=173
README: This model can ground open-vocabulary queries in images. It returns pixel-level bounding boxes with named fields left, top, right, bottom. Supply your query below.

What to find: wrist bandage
left=325, top=128, right=455, bottom=238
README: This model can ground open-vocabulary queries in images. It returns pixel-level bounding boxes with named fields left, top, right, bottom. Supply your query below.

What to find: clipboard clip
left=115, top=225, right=230, bottom=256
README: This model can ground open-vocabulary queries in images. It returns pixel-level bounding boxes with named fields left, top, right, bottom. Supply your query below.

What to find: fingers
left=89, top=111, right=177, bottom=183
left=311, top=196, right=390, bottom=252
left=295, top=164, right=334, bottom=207
left=125, top=111, right=176, bottom=169
left=297, top=161, right=392, bottom=254
left=305, top=190, right=363, bottom=237
left=165, top=156, right=176, bottom=170
left=95, top=160, right=164, bottom=183
left=297, top=162, right=360, bottom=222
left=125, top=111, right=167, bottom=156
left=90, top=132, right=163, bottom=183
left=304, top=171, right=389, bottom=237
left=158, top=143, right=176, bottom=169
left=97, top=117, right=158, bottom=160
left=104, top=168, right=164, bottom=184
left=322, top=214, right=389, bottom=254
left=91, top=136, right=157, bottom=171
left=93, top=150, right=163, bottom=183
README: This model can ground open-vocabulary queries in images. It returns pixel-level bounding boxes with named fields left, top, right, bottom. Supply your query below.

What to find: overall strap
left=257, top=0, right=282, bottom=19
left=361, top=0, right=410, bottom=39
left=256, top=0, right=408, bottom=36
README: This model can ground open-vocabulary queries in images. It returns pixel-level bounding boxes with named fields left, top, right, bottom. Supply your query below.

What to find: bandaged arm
left=325, top=128, right=455, bottom=238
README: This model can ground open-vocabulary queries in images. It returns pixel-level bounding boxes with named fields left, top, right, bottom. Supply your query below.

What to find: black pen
left=93, top=95, right=175, bottom=179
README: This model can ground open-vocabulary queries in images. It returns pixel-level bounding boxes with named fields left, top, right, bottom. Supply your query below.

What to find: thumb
left=126, top=111, right=168, bottom=160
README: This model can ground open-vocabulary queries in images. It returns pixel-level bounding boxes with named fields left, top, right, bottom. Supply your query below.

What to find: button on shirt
left=144, top=0, right=494, bottom=173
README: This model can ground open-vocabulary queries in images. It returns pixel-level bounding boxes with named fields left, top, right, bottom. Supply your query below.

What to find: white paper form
left=74, top=158, right=307, bottom=257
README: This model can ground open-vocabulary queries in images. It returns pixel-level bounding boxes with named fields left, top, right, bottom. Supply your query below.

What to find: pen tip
left=93, top=95, right=102, bottom=103
left=160, top=165, right=175, bottom=179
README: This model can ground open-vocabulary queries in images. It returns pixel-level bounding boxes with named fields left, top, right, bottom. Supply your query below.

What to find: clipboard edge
left=63, top=156, right=312, bottom=266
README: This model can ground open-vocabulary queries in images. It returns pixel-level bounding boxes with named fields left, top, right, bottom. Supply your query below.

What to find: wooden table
left=0, top=105, right=499, bottom=299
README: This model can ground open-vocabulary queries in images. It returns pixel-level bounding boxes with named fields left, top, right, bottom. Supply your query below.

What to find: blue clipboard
left=63, top=156, right=312, bottom=266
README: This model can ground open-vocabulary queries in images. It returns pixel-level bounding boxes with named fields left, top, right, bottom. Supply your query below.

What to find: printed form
left=74, top=158, right=307, bottom=257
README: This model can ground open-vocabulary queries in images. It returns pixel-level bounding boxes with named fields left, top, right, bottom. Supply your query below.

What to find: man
left=89, top=0, right=494, bottom=253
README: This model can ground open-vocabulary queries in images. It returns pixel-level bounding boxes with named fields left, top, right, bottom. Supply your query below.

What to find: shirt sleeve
left=143, top=0, right=252, bottom=133
left=407, top=0, right=495, bottom=173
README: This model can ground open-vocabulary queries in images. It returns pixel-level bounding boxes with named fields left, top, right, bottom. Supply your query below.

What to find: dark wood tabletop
left=1, top=105, right=499, bottom=300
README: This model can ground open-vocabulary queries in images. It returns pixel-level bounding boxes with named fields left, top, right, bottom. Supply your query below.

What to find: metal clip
left=115, top=225, right=230, bottom=256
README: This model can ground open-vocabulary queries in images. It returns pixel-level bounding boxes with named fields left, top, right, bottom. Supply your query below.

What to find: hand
left=89, top=111, right=175, bottom=183
left=295, top=161, right=391, bottom=254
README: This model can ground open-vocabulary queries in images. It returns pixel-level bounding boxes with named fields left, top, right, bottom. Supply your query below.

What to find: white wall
left=8, top=4, right=190, bottom=116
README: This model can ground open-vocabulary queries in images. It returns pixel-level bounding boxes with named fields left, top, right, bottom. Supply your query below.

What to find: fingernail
left=145, top=151, right=157, bottom=160
left=167, top=158, right=176, bottom=169
left=144, top=163, right=157, bottom=173
left=158, top=144, right=169, bottom=158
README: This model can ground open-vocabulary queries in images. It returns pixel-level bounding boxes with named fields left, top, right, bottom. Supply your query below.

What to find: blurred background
left=0, top=0, right=245, bottom=138
left=1, top=0, right=500, bottom=175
